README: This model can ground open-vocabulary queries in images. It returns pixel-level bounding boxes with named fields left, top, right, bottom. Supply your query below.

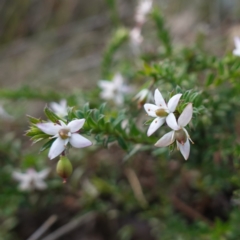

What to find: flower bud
left=174, top=129, right=187, bottom=145
left=56, top=156, right=73, bottom=182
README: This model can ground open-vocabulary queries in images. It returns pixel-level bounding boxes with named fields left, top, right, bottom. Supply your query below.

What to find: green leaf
left=93, top=109, right=100, bottom=120
left=123, top=145, right=141, bottom=161
left=206, top=73, right=215, bottom=86
left=76, top=110, right=84, bottom=119
left=31, top=133, right=49, bottom=143
left=83, top=103, right=90, bottom=113
left=99, top=102, right=107, bottom=114
left=27, top=115, right=41, bottom=124
left=39, top=139, right=55, bottom=152
left=144, top=119, right=153, bottom=126
left=113, top=114, right=125, bottom=127
left=44, top=107, right=62, bottom=123
left=26, top=126, right=46, bottom=137
left=117, top=137, right=128, bottom=151
left=106, top=136, right=116, bottom=144
left=87, top=115, right=97, bottom=127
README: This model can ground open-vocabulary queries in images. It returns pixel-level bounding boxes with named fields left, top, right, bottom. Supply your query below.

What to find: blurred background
left=1, top=0, right=240, bottom=91
left=0, top=0, right=240, bottom=239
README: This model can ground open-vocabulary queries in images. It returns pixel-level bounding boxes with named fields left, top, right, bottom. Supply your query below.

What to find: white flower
left=155, top=103, right=193, bottom=160
left=36, top=119, right=92, bottom=159
left=98, top=73, right=132, bottom=105
left=12, top=168, right=50, bottom=191
left=233, top=37, right=240, bottom=56
left=135, top=0, right=153, bottom=25
left=49, top=99, right=68, bottom=117
left=144, top=89, right=182, bottom=136
left=130, top=27, right=143, bottom=46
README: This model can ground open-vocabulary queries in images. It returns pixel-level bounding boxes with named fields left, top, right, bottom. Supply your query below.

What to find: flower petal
left=167, top=93, right=182, bottom=112
left=12, top=172, right=27, bottom=181
left=68, top=119, right=85, bottom=132
left=166, top=113, right=180, bottom=130
left=69, top=134, right=92, bottom=148
left=154, top=89, right=167, bottom=108
left=49, top=99, right=67, bottom=116
left=144, top=103, right=158, bottom=117
left=113, top=73, right=124, bottom=86
left=233, top=49, right=240, bottom=56
left=155, top=131, right=175, bottom=147
left=34, top=180, right=47, bottom=190
left=59, top=120, right=67, bottom=127
left=48, top=137, right=65, bottom=160
left=38, top=169, right=50, bottom=179
left=147, top=117, right=165, bottom=136
left=178, top=103, right=193, bottom=127
left=115, top=93, right=124, bottom=105
left=36, top=122, right=61, bottom=135
left=98, top=81, right=115, bottom=100
left=177, top=139, right=190, bottom=160
left=234, top=37, right=240, bottom=49
left=19, top=180, right=31, bottom=191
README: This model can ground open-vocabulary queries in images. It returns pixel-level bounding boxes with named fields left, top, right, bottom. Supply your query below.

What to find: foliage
left=1, top=4, right=240, bottom=240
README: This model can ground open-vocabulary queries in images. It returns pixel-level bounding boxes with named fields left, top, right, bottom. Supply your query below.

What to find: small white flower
left=144, top=89, right=182, bottom=136
left=130, top=27, right=143, bottom=46
left=233, top=37, right=240, bottom=56
left=135, top=0, right=153, bottom=25
left=12, top=168, right=50, bottom=191
left=49, top=99, right=68, bottom=117
left=37, top=119, right=92, bottom=159
left=155, top=103, right=193, bottom=160
left=98, top=73, right=132, bottom=105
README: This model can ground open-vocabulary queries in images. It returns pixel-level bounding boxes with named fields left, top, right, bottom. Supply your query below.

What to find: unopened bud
left=56, top=156, right=73, bottom=182
left=174, top=129, right=187, bottom=145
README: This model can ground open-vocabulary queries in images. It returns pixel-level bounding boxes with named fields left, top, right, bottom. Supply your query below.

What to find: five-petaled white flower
left=37, top=119, right=92, bottom=159
left=144, top=89, right=182, bottom=136
left=135, top=0, right=153, bottom=25
left=12, top=168, right=50, bottom=191
left=233, top=37, right=240, bottom=56
left=49, top=99, right=68, bottom=117
left=155, top=103, right=193, bottom=160
left=98, top=73, right=132, bottom=105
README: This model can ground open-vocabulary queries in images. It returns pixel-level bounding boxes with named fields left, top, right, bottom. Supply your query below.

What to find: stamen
left=189, top=137, right=194, bottom=144
left=155, top=108, right=168, bottom=117
left=59, top=128, right=70, bottom=140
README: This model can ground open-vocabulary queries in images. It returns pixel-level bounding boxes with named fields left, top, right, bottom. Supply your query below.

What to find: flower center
left=59, top=128, right=70, bottom=140
left=174, top=129, right=187, bottom=145
left=155, top=108, right=168, bottom=117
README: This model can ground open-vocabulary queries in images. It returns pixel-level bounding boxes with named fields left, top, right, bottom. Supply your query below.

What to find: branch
left=27, top=215, right=58, bottom=240
left=171, top=195, right=214, bottom=226
left=41, top=212, right=96, bottom=240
